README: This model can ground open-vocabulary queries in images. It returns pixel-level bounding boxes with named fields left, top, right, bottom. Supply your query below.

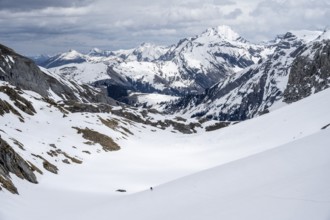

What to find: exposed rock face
left=0, top=44, right=73, bottom=99
left=0, top=86, right=36, bottom=115
left=31, top=154, right=58, bottom=174
left=110, top=108, right=201, bottom=134
left=64, top=101, right=113, bottom=113
left=205, top=122, right=231, bottom=132
left=0, top=99, right=23, bottom=120
left=0, top=137, right=38, bottom=194
left=284, top=40, right=330, bottom=103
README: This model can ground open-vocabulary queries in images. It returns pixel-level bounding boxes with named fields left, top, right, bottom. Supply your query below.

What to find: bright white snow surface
left=132, top=92, right=179, bottom=108
left=50, top=62, right=109, bottom=84
left=1, top=88, right=330, bottom=220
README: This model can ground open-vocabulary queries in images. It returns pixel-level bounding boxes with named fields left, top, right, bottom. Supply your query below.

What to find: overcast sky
left=0, top=0, right=329, bottom=56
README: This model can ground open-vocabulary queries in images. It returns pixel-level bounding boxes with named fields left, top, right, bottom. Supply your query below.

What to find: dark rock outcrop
left=0, top=137, right=38, bottom=194
left=0, top=86, right=36, bottom=115
left=73, top=127, right=121, bottom=151
left=284, top=40, right=330, bottom=103
left=0, top=44, right=75, bottom=99
left=205, top=122, right=231, bottom=132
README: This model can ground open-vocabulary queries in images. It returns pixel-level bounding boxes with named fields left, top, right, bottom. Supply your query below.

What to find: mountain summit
left=200, top=25, right=243, bottom=42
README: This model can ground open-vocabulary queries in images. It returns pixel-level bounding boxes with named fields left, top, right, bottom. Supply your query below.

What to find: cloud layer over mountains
left=0, top=0, right=329, bottom=55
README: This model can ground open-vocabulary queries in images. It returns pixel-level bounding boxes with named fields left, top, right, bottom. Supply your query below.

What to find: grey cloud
left=250, top=0, right=287, bottom=16
left=213, top=0, right=236, bottom=5
left=251, top=0, right=330, bottom=17
left=1, top=0, right=329, bottom=55
left=224, top=8, right=242, bottom=19
left=241, top=0, right=330, bottom=43
left=0, top=0, right=93, bottom=11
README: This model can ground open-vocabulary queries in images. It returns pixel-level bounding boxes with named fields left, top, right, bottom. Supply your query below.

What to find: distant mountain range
left=33, top=26, right=268, bottom=99
left=32, top=26, right=330, bottom=121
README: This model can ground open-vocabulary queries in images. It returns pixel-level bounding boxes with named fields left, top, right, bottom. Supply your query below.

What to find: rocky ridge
left=168, top=30, right=330, bottom=121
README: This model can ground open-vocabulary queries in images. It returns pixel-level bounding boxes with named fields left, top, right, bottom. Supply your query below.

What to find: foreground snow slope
left=68, top=128, right=330, bottom=220
left=1, top=88, right=330, bottom=220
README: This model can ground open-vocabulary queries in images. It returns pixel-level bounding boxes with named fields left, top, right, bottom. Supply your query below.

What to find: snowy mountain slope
left=1, top=79, right=330, bottom=220
left=50, top=62, right=109, bottom=84
left=0, top=82, right=124, bottom=191
left=126, top=92, right=180, bottom=109
left=171, top=30, right=327, bottom=120
left=0, top=44, right=122, bottom=194
left=0, top=76, right=203, bottom=188
left=0, top=44, right=210, bottom=195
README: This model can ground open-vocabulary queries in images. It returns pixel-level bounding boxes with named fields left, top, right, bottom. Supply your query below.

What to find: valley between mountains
left=1, top=25, right=330, bottom=220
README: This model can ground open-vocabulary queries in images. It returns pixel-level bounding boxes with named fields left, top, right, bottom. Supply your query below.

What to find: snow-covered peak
left=91, top=47, right=102, bottom=53
left=39, top=49, right=87, bottom=68
left=289, top=30, right=323, bottom=43
left=60, top=49, right=85, bottom=60
left=88, top=48, right=103, bottom=55
left=87, top=48, right=114, bottom=57
left=201, top=25, right=241, bottom=42
left=126, top=43, right=168, bottom=62
left=264, top=30, right=323, bottom=47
